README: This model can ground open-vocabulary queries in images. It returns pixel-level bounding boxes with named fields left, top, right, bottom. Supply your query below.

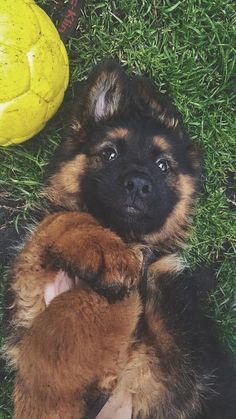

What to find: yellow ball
left=0, top=0, right=69, bottom=146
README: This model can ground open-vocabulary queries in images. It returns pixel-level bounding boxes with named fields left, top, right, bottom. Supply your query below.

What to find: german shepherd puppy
left=4, top=61, right=236, bottom=419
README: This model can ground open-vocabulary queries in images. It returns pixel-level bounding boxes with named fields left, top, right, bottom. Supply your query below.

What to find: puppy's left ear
left=131, top=76, right=181, bottom=130
left=78, top=60, right=128, bottom=125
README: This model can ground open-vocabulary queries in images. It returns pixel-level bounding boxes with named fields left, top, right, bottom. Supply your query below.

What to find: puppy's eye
left=101, top=147, right=118, bottom=161
left=156, top=158, right=170, bottom=173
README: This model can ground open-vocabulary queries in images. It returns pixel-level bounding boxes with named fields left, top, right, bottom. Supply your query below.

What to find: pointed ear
left=131, top=76, right=181, bottom=130
left=79, top=60, right=128, bottom=125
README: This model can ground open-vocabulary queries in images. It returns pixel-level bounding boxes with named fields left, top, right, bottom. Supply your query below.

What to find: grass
left=0, top=0, right=235, bottom=417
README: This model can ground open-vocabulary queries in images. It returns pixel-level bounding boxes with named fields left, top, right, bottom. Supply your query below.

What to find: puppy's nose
left=124, top=175, right=152, bottom=197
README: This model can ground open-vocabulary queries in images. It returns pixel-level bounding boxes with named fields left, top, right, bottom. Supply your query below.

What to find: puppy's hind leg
left=14, top=288, right=140, bottom=419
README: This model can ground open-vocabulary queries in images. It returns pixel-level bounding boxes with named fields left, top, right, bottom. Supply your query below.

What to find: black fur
left=144, top=266, right=236, bottom=419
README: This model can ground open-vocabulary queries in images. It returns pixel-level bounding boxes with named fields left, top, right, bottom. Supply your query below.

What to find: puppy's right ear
left=76, top=60, right=128, bottom=126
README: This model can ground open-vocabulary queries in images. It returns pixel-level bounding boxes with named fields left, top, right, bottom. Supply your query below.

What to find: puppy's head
left=42, top=60, right=200, bottom=250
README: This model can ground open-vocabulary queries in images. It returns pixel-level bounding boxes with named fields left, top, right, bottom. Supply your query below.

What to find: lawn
left=0, top=0, right=235, bottom=417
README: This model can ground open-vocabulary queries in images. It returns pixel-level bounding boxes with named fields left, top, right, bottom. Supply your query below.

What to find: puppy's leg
left=14, top=288, right=139, bottom=419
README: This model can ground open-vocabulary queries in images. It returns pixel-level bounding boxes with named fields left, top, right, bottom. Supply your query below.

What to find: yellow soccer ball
left=0, top=0, right=69, bottom=146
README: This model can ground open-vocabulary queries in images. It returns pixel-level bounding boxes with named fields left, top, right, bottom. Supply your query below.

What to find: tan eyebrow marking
left=153, top=135, right=171, bottom=152
left=108, top=127, right=129, bottom=139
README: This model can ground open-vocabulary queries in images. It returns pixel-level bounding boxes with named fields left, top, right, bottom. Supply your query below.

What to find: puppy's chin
left=86, top=203, right=160, bottom=239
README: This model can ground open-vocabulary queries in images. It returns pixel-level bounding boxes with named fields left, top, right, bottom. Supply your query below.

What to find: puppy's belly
left=96, top=392, right=132, bottom=419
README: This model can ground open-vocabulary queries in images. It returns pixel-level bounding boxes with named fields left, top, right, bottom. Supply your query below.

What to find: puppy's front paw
left=38, top=212, right=140, bottom=299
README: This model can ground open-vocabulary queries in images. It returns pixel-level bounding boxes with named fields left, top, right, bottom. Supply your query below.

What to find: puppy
left=4, top=60, right=236, bottom=419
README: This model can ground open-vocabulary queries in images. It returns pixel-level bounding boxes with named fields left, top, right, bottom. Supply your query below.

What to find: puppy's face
left=43, top=61, right=200, bottom=249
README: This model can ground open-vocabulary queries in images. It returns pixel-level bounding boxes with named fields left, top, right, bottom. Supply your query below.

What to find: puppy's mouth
left=124, top=205, right=143, bottom=215
left=120, top=203, right=147, bottom=218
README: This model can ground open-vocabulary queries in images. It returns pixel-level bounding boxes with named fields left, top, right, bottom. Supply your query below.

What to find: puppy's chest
left=95, top=253, right=180, bottom=419
left=97, top=341, right=163, bottom=419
